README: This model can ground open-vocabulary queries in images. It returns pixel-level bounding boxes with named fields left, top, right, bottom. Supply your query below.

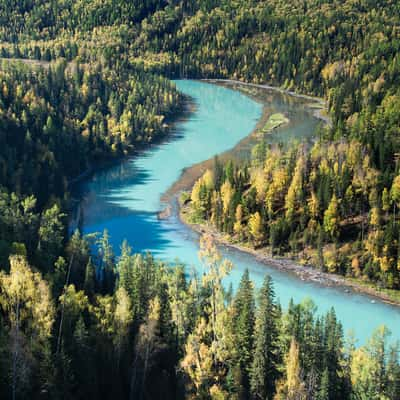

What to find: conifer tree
left=317, top=369, right=329, bottom=400
left=83, top=257, right=96, bottom=298
left=250, top=274, right=280, bottom=400
left=230, top=269, right=255, bottom=398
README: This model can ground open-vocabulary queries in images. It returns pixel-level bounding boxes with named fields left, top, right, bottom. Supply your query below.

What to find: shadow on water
left=70, top=80, right=321, bottom=255
left=82, top=210, right=180, bottom=255
left=70, top=80, right=400, bottom=345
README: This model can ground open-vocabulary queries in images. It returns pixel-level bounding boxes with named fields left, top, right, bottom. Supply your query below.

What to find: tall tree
left=250, top=274, right=280, bottom=400
left=274, top=339, right=306, bottom=400
left=230, top=269, right=255, bottom=399
left=0, top=255, right=55, bottom=400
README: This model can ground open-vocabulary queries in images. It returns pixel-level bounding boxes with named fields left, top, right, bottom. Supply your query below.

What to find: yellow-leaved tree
left=274, top=339, right=306, bottom=400
left=181, top=234, right=235, bottom=397
left=0, top=255, right=55, bottom=399
left=249, top=211, right=264, bottom=247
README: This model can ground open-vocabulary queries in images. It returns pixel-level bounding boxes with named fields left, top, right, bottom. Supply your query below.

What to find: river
left=73, top=80, right=400, bottom=345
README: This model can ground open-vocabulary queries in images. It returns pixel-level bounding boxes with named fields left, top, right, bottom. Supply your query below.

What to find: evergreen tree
left=250, top=274, right=280, bottom=400
left=83, top=257, right=96, bottom=298
left=230, top=269, right=255, bottom=399
left=317, top=369, right=329, bottom=400
left=323, top=308, right=345, bottom=399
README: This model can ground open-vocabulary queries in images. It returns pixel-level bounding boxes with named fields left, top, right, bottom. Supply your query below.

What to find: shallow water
left=74, top=80, right=400, bottom=345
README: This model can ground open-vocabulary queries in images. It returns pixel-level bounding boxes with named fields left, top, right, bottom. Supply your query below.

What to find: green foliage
left=191, top=136, right=400, bottom=288
left=230, top=269, right=255, bottom=397
left=250, top=275, right=280, bottom=400
left=0, top=60, right=182, bottom=204
left=0, top=233, right=396, bottom=399
left=0, top=0, right=399, bottom=398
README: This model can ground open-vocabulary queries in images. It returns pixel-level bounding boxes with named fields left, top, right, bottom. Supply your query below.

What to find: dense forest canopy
left=0, top=59, right=181, bottom=201
left=0, top=0, right=399, bottom=399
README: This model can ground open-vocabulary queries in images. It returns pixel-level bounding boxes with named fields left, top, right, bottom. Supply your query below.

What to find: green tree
left=230, top=269, right=255, bottom=398
left=250, top=274, right=280, bottom=400
left=36, top=204, right=65, bottom=271
left=323, top=195, right=339, bottom=240
left=83, top=257, right=96, bottom=298
left=317, top=369, right=330, bottom=400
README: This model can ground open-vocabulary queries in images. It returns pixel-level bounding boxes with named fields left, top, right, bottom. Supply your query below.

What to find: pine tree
left=386, top=344, right=400, bottom=399
left=97, top=229, right=115, bottom=293
left=324, top=308, right=345, bottom=399
left=250, top=275, right=280, bottom=400
left=83, top=257, right=96, bottom=298
left=213, top=155, right=224, bottom=190
left=231, top=269, right=255, bottom=399
left=36, top=204, right=65, bottom=272
left=317, top=368, right=329, bottom=400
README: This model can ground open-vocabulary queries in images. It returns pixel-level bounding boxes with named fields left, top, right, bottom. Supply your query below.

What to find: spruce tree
left=317, top=368, right=329, bottom=400
left=83, top=257, right=96, bottom=298
left=231, top=269, right=255, bottom=399
left=324, top=308, right=345, bottom=399
left=250, top=275, right=280, bottom=400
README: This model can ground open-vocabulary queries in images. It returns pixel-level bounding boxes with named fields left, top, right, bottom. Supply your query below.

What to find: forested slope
left=177, top=0, right=400, bottom=291
left=0, top=1, right=399, bottom=399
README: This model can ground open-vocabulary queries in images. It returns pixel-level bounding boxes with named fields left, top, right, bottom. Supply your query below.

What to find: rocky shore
left=181, top=211, right=400, bottom=307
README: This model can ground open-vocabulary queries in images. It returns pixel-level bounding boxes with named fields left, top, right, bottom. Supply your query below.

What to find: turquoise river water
left=74, top=80, right=400, bottom=345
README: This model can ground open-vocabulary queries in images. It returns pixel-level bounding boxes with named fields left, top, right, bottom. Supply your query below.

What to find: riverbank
left=180, top=205, right=400, bottom=307
left=68, top=95, right=192, bottom=232
left=69, top=94, right=192, bottom=192
left=203, top=79, right=332, bottom=127
left=76, top=78, right=400, bottom=343
left=162, top=79, right=321, bottom=202
left=169, top=80, right=399, bottom=307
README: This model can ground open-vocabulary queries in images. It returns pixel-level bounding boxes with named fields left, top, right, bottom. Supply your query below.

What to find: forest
left=188, top=131, right=400, bottom=290
left=1, top=232, right=399, bottom=399
left=0, top=0, right=399, bottom=399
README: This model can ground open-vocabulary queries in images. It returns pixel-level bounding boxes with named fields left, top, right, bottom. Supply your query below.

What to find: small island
left=258, top=112, right=289, bottom=135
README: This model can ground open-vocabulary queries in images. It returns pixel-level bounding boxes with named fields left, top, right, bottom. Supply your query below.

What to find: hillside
left=0, top=1, right=399, bottom=399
